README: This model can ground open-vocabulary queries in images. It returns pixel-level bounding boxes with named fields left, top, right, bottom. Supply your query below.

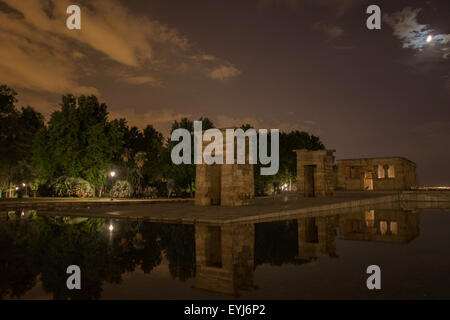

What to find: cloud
left=0, top=0, right=240, bottom=100
left=120, top=75, right=163, bottom=87
left=207, top=65, right=242, bottom=80
left=384, top=7, right=429, bottom=50
left=384, top=7, right=449, bottom=58
left=313, top=21, right=344, bottom=38
left=107, top=110, right=320, bottom=138
left=433, top=34, right=450, bottom=59
left=0, top=8, right=99, bottom=95
left=14, top=91, right=59, bottom=119
left=108, top=108, right=193, bottom=136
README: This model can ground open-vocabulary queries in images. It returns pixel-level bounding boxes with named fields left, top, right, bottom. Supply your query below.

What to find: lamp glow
left=109, top=224, right=114, bottom=232
left=110, top=171, right=116, bottom=177
left=426, top=35, right=432, bottom=43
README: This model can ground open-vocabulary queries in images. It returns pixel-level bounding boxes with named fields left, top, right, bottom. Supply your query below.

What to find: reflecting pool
left=1, top=206, right=450, bottom=299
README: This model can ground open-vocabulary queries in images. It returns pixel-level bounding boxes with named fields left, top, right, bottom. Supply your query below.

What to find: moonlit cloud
left=384, top=7, right=449, bottom=58
left=384, top=7, right=430, bottom=50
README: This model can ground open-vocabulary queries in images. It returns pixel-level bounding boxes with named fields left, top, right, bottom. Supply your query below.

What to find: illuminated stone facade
left=294, top=151, right=417, bottom=195
left=195, top=129, right=254, bottom=206
left=336, top=157, right=417, bottom=191
left=294, top=149, right=336, bottom=197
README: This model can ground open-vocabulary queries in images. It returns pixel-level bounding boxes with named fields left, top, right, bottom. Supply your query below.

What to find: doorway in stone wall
left=364, top=171, right=374, bottom=190
left=304, top=165, right=316, bottom=197
left=304, top=217, right=319, bottom=243
left=205, top=226, right=222, bottom=267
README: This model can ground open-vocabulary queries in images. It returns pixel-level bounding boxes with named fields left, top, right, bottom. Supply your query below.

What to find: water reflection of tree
left=0, top=217, right=38, bottom=299
left=110, top=220, right=162, bottom=275
left=0, top=214, right=196, bottom=299
left=29, top=217, right=116, bottom=299
left=159, top=224, right=195, bottom=282
left=254, top=220, right=299, bottom=267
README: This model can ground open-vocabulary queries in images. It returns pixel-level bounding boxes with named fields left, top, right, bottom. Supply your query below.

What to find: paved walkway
left=5, top=191, right=450, bottom=225
left=34, top=191, right=396, bottom=224
left=0, top=197, right=192, bottom=209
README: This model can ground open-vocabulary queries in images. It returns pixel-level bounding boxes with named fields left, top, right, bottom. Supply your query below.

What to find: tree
left=166, top=118, right=195, bottom=196
left=33, top=94, right=123, bottom=196
left=113, top=122, right=164, bottom=197
left=0, top=85, right=44, bottom=198
left=141, top=125, right=164, bottom=185
left=165, top=117, right=215, bottom=197
left=278, top=130, right=324, bottom=188
left=238, top=124, right=325, bottom=196
left=198, top=117, right=214, bottom=130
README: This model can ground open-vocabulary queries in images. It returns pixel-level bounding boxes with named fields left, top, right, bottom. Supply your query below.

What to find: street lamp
left=110, top=171, right=116, bottom=200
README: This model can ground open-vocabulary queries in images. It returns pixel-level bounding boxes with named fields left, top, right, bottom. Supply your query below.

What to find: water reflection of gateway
left=193, top=208, right=420, bottom=296
left=296, top=216, right=338, bottom=261
left=194, top=224, right=255, bottom=295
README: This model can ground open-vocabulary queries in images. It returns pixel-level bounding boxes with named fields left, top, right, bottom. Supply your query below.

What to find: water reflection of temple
left=338, top=209, right=420, bottom=243
left=194, top=224, right=255, bottom=295
left=296, top=216, right=338, bottom=261
left=1, top=207, right=422, bottom=298
left=193, top=208, right=421, bottom=295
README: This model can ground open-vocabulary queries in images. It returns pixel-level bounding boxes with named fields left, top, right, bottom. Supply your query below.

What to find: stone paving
left=0, top=197, right=191, bottom=209
left=6, top=191, right=450, bottom=225
left=32, top=191, right=396, bottom=224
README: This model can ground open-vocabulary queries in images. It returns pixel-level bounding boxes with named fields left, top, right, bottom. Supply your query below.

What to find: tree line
left=0, top=84, right=325, bottom=198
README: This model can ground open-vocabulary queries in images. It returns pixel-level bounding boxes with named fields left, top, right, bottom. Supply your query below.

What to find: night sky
left=0, top=0, right=449, bottom=185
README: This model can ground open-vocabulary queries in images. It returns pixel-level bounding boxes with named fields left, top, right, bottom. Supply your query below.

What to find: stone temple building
left=294, top=149, right=336, bottom=197
left=295, top=150, right=417, bottom=196
left=195, top=129, right=254, bottom=206
left=336, top=157, right=417, bottom=191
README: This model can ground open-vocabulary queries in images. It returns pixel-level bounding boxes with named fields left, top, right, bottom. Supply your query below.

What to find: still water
left=1, top=206, right=450, bottom=299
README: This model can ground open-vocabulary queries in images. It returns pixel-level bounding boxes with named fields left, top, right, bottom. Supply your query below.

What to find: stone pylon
left=294, top=149, right=335, bottom=197
left=195, top=129, right=254, bottom=206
